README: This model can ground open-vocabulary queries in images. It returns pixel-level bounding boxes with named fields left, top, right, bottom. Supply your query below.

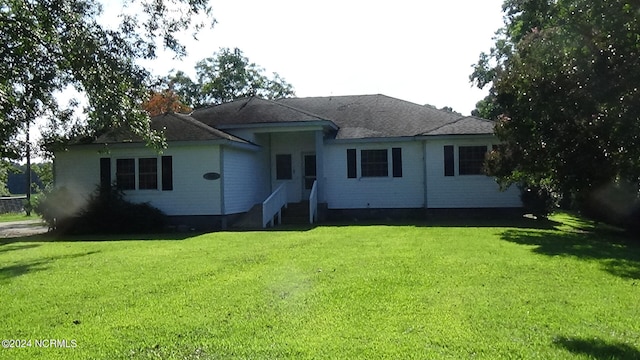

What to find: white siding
left=222, top=146, right=269, bottom=214
left=270, top=132, right=316, bottom=203
left=55, top=144, right=223, bottom=216
left=54, top=133, right=522, bottom=217
left=324, top=141, right=424, bottom=209
left=425, top=139, right=522, bottom=208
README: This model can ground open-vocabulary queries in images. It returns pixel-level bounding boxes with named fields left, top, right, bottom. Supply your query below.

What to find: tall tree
left=168, top=47, right=295, bottom=108
left=1, top=0, right=214, bottom=158
left=471, top=0, right=640, bottom=207
left=0, top=160, right=12, bottom=196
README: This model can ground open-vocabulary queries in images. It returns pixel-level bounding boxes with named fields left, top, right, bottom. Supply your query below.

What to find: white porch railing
left=309, top=180, right=318, bottom=224
left=262, top=183, right=287, bottom=228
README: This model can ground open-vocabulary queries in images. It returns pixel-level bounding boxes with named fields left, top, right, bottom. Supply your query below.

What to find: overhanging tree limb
left=0, top=0, right=215, bottom=157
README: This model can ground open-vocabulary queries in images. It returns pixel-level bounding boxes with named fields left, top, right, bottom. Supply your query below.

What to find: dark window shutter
left=100, top=158, right=111, bottom=188
left=347, top=149, right=357, bottom=178
left=444, top=145, right=454, bottom=177
left=392, top=147, right=402, bottom=178
left=161, top=156, right=173, bottom=191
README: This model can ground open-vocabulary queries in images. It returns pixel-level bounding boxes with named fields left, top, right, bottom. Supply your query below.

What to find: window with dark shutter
left=116, top=159, right=136, bottom=190
left=276, top=154, right=292, bottom=180
left=138, top=158, right=158, bottom=189
left=361, top=149, right=388, bottom=177
left=100, top=158, right=111, bottom=188
left=392, top=148, right=402, bottom=178
left=444, top=145, right=454, bottom=177
left=161, top=156, right=173, bottom=191
left=459, top=146, right=488, bottom=175
left=347, top=149, right=357, bottom=178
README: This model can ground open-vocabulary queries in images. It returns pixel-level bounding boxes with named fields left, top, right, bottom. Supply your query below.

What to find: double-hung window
left=111, top=156, right=172, bottom=190
left=346, top=148, right=402, bottom=178
left=458, top=146, right=487, bottom=175
left=360, top=149, right=389, bottom=177
left=444, top=145, right=489, bottom=176
left=138, top=158, right=158, bottom=189
left=116, top=159, right=136, bottom=190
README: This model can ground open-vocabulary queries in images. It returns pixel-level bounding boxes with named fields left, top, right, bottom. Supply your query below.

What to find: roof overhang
left=216, top=120, right=339, bottom=133
left=417, top=133, right=497, bottom=141
left=58, top=138, right=261, bottom=153
left=325, top=133, right=497, bottom=144
left=325, top=136, right=422, bottom=144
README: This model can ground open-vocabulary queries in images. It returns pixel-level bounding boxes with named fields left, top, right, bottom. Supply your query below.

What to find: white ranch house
left=54, top=95, right=521, bottom=229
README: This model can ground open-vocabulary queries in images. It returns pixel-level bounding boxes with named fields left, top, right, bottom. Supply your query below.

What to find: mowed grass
left=1, top=214, right=639, bottom=359
left=0, top=212, right=31, bottom=223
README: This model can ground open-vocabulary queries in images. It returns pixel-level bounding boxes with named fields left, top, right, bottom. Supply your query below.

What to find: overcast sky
left=132, top=0, right=506, bottom=115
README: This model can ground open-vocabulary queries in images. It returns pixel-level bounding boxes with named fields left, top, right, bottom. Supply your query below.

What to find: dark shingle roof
left=95, top=112, right=250, bottom=144
left=423, top=116, right=496, bottom=136
left=96, top=95, right=495, bottom=145
left=191, top=97, right=334, bottom=127
left=276, top=95, right=489, bottom=139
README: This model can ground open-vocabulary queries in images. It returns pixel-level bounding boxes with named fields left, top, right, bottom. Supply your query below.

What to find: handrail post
left=309, top=180, right=318, bottom=224
left=262, top=183, right=287, bottom=228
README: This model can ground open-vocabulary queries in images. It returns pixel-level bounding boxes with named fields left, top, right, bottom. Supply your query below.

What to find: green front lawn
left=1, top=214, right=638, bottom=359
left=0, top=212, right=30, bottom=223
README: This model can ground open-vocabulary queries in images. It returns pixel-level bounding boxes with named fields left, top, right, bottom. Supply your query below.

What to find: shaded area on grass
left=316, top=215, right=561, bottom=231
left=0, top=251, right=100, bottom=282
left=553, top=336, right=640, bottom=359
left=0, top=231, right=203, bottom=246
left=501, top=228, right=640, bottom=280
left=0, top=243, right=40, bottom=254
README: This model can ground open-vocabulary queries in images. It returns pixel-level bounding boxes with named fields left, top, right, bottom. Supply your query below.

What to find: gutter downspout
left=423, top=140, right=428, bottom=210
left=315, top=130, right=325, bottom=203
left=219, top=146, right=226, bottom=230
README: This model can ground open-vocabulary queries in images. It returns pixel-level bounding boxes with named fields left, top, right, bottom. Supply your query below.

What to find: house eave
left=418, top=133, right=497, bottom=141
left=216, top=120, right=339, bottom=132
left=325, top=136, right=424, bottom=144
left=56, top=138, right=260, bottom=153
left=325, top=132, right=497, bottom=145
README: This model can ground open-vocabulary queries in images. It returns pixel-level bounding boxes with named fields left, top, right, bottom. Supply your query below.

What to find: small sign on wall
left=203, top=172, right=221, bottom=180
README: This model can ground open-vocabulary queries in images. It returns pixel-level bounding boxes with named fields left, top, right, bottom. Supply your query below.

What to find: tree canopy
left=471, top=0, right=640, bottom=208
left=142, top=89, right=191, bottom=116
left=167, top=47, right=295, bottom=109
left=0, top=0, right=214, bottom=158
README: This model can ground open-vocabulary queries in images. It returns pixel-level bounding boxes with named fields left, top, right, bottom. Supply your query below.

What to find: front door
left=302, top=153, right=316, bottom=199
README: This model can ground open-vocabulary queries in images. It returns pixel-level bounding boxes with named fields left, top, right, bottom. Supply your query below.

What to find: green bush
left=35, top=185, right=167, bottom=234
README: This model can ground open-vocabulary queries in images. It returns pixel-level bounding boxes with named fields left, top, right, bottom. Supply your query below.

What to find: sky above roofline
left=119, top=0, right=506, bottom=116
